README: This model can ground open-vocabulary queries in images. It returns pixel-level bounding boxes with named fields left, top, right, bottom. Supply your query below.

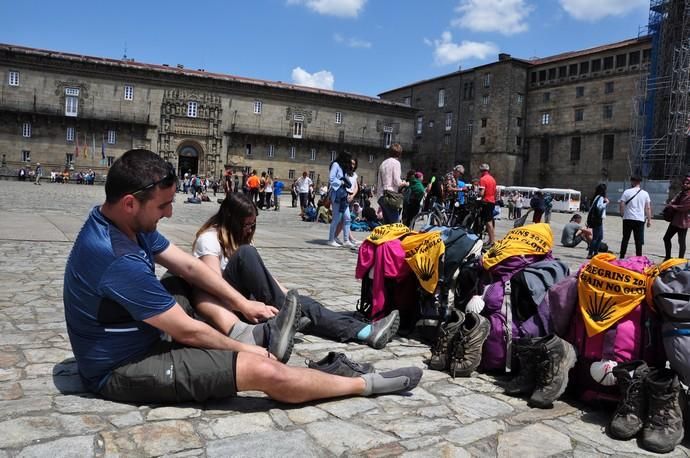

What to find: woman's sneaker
left=327, top=240, right=342, bottom=247
left=307, top=352, right=375, bottom=377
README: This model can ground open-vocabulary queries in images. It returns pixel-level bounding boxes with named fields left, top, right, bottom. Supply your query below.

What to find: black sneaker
left=366, top=310, right=400, bottom=349
left=266, top=289, right=301, bottom=363
left=428, top=310, right=464, bottom=371
left=306, top=352, right=375, bottom=377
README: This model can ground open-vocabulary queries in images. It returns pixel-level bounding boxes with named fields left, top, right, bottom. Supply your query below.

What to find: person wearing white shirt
left=618, top=176, right=652, bottom=258
left=295, top=171, right=312, bottom=216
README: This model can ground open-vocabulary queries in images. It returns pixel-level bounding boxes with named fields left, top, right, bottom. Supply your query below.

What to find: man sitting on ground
left=561, top=213, right=593, bottom=248
left=63, top=149, right=421, bottom=405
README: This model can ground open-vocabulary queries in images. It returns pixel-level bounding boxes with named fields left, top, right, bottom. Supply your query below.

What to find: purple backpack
left=479, top=253, right=558, bottom=371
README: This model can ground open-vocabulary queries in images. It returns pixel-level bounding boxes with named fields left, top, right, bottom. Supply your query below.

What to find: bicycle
left=460, top=199, right=490, bottom=243
left=409, top=198, right=448, bottom=230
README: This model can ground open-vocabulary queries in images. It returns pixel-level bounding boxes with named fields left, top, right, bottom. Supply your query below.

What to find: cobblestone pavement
left=0, top=180, right=687, bottom=457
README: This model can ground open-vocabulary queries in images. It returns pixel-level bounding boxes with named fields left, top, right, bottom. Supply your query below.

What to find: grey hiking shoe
left=504, top=338, right=541, bottom=396
left=528, top=334, right=576, bottom=408
left=449, top=312, right=490, bottom=378
left=267, top=289, right=301, bottom=363
left=608, top=360, right=649, bottom=440
left=640, top=368, right=684, bottom=454
left=307, top=352, right=374, bottom=377
left=428, top=310, right=464, bottom=371
left=361, top=367, right=423, bottom=396
left=366, top=310, right=400, bottom=349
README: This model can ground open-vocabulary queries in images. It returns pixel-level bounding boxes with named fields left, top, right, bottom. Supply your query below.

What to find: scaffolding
left=630, top=0, right=690, bottom=181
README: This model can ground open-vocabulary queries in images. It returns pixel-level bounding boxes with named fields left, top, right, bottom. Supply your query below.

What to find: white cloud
left=431, top=31, right=499, bottom=66
left=333, top=33, right=372, bottom=48
left=451, top=0, right=532, bottom=35
left=559, top=0, right=647, bottom=22
left=287, top=0, right=366, bottom=18
left=291, top=67, right=335, bottom=90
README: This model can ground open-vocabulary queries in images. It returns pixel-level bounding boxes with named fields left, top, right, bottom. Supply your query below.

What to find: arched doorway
left=177, top=144, right=199, bottom=177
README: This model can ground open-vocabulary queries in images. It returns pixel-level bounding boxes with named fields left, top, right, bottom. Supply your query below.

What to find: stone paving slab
left=0, top=180, right=687, bottom=456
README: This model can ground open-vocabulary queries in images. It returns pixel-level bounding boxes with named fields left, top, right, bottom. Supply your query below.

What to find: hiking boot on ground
left=366, top=310, right=400, bottom=349
left=528, top=334, right=577, bottom=408
left=640, top=368, right=684, bottom=454
left=307, top=352, right=374, bottom=377
left=608, top=360, right=649, bottom=440
left=266, top=289, right=301, bottom=363
left=428, top=310, right=464, bottom=371
left=449, top=311, right=490, bottom=378
left=504, top=338, right=541, bottom=396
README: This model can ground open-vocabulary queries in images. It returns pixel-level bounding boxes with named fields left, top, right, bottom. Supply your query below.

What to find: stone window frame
left=254, top=100, right=262, bottom=114
left=66, top=127, right=75, bottom=142
left=124, top=84, right=134, bottom=101
left=289, top=146, right=296, bottom=159
left=445, top=112, right=453, bottom=131
left=292, top=121, right=303, bottom=139
left=575, top=86, right=584, bottom=98
left=603, top=104, right=614, bottom=120
left=8, top=70, right=19, bottom=86
left=602, top=134, right=615, bottom=160
left=438, top=89, right=446, bottom=107
left=288, top=169, right=295, bottom=180
left=22, top=122, right=32, bottom=138
left=541, top=112, right=551, bottom=125
left=309, top=148, right=316, bottom=161
left=335, top=111, right=342, bottom=124
left=65, top=87, right=80, bottom=117
left=267, top=144, right=275, bottom=158
left=574, top=108, right=584, bottom=122
left=368, top=153, right=374, bottom=163
left=21, top=150, right=31, bottom=162
left=187, top=101, right=198, bottom=118
left=107, top=130, right=117, bottom=145
left=416, top=116, right=423, bottom=135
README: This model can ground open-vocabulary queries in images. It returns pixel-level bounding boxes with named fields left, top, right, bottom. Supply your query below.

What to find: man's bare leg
left=486, top=220, right=495, bottom=244
left=236, top=353, right=365, bottom=403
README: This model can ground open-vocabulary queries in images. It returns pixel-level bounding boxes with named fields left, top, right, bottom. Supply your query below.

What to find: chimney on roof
left=498, top=53, right=511, bottom=61
left=177, top=64, right=184, bottom=69
left=162, top=63, right=169, bottom=67
left=458, top=65, right=462, bottom=71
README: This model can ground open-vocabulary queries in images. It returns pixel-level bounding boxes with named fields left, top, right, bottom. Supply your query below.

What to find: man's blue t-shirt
left=456, top=180, right=466, bottom=205
left=63, top=207, right=175, bottom=392
left=273, top=180, right=284, bottom=197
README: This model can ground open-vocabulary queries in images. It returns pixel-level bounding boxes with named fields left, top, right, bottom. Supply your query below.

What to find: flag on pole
left=91, top=133, right=96, bottom=160
left=75, top=131, right=80, bottom=158
left=82, top=132, right=88, bottom=158
left=101, top=134, right=106, bottom=164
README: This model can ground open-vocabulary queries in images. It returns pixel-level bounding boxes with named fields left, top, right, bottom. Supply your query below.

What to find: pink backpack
left=567, top=256, right=664, bottom=403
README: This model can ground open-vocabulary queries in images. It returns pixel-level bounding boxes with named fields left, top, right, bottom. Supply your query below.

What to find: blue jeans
left=329, top=194, right=351, bottom=242
left=588, top=225, right=604, bottom=257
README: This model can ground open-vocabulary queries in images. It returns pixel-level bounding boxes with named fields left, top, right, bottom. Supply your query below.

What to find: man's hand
left=240, top=299, right=278, bottom=323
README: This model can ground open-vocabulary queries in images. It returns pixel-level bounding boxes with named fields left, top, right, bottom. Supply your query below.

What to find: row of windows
left=542, top=81, right=614, bottom=103
left=540, top=104, right=614, bottom=125
left=7, top=71, right=136, bottom=102
left=416, top=112, right=454, bottom=134
left=531, top=49, right=650, bottom=85
left=536, top=134, right=616, bottom=162
left=20, top=122, right=117, bottom=144
left=244, top=144, right=376, bottom=163
left=19, top=150, right=115, bottom=166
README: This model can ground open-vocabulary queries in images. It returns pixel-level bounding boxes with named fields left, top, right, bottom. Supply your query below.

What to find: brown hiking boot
left=428, top=310, right=464, bottom=371
left=608, top=360, right=649, bottom=440
left=640, top=369, right=684, bottom=454
left=504, top=338, right=541, bottom=396
left=449, top=312, right=490, bottom=378
left=528, top=334, right=576, bottom=408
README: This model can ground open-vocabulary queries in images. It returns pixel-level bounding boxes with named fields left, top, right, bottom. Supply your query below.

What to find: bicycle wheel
left=410, top=212, right=431, bottom=231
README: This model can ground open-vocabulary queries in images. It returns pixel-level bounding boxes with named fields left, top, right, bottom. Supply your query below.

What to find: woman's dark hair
left=406, top=169, right=416, bottom=181
left=333, top=151, right=353, bottom=175
left=193, top=193, right=257, bottom=258
left=593, top=183, right=607, bottom=200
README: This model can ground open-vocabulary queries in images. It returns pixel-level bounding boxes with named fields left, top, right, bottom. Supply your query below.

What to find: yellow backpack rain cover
left=482, top=223, right=553, bottom=270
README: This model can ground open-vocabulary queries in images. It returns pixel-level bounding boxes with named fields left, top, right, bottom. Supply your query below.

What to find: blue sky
left=0, top=0, right=650, bottom=96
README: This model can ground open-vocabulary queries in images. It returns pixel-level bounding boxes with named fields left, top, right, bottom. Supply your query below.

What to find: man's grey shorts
left=99, top=275, right=238, bottom=404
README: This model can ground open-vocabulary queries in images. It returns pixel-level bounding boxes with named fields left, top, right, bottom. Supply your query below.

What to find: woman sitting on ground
left=191, top=193, right=400, bottom=349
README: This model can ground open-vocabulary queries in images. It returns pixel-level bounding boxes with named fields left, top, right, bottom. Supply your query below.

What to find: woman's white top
left=193, top=229, right=228, bottom=271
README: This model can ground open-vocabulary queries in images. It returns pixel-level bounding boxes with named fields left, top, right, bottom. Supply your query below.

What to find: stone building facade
left=379, top=37, right=651, bottom=192
left=0, top=44, right=416, bottom=187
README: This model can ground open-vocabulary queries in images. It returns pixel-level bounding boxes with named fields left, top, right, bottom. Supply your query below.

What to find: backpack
left=653, top=260, right=690, bottom=385
left=194, top=177, right=202, bottom=188
left=304, top=206, right=317, bottom=222
left=586, top=196, right=603, bottom=228
left=566, top=255, right=664, bottom=403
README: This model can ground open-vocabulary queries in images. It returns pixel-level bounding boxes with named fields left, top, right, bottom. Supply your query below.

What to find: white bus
left=540, top=188, right=581, bottom=212
left=501, top=186, right=539, bottom=208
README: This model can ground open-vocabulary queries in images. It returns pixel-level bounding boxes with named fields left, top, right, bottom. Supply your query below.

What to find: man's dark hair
left=105, top=149, right=176, bottom=203
left=570, top=214, right=582, bottom=222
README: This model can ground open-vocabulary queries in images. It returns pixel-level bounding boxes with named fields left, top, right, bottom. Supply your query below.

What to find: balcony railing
left=0, top=95, right=153, bottom=125
left=227, top=121, right=416, bottom=151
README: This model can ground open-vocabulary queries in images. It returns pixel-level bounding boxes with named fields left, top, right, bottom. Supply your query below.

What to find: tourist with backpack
left=662, top=174, right=690, bottom=260
left=586, top=183, right=609, bottom=259
left=618, top=176, right=652, bottom=258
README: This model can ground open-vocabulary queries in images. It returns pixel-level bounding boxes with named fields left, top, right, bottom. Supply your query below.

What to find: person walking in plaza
left=662, top=174, right=690, bottom=260
left=327, top=152, right=355, bottom=248
left=587, top=183, right=609, bottom=259
left=273, top=176, right=284, bottom=211
left=34, top=162, right=43, bottom=185
left=264, top=174, right=274, bottom=210
left=376, top=143, right=408, bottom=224
left=295, top=171, right=312, bottom=217
left=478, top=163, right=497, bottom=245
left=63, top=149, right=420, bottom=405
left=193, top=192, right=400, bottom=348
left=222, top=165, right=233, bottom=196
left=618, top=176, right=652, bottom=258
left=334, top=157, right=362, bottom=246
left=514, top=193, right=523, bottom=220
left=246, top=170, right=260, bottom=207
left=530, top=191, right=546, bottom=223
